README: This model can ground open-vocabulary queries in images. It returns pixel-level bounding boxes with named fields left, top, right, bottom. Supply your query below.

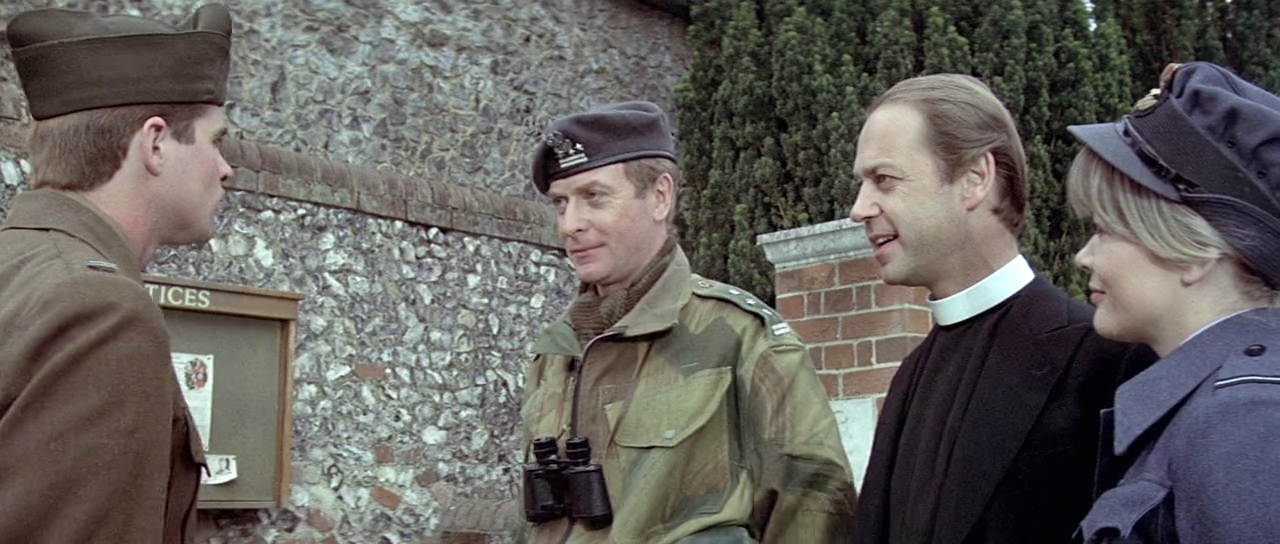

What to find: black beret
left=6, top=4, right=233, bottom=120
left=531, top=101, right=677, bottom=194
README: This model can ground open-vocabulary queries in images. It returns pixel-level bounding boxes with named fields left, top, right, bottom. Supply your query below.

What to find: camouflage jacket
left=522, top=247, right=857, bottom=544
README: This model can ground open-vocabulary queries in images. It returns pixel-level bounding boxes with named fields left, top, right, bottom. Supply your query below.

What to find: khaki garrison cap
left=6, top=4, right=233, bottom=120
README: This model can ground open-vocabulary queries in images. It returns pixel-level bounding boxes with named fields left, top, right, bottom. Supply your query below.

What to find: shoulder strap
left=690, top=274, right=795, bottom=338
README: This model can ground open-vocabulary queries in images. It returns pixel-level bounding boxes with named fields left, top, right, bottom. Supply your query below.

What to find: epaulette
left=85, top=260, right=119, bottom=273
left=690, top=274, right=795, bottom=338
left=1214, top=342, right=1280, bottom=389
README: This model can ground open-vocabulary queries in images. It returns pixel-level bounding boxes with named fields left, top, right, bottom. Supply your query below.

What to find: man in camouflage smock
left=521, top=101, right=857, bottom=544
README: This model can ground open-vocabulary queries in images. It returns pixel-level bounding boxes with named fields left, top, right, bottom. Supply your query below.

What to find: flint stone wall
left=0, top=0, right=691, bottom=199
left=0, top=0, right=690, bottom=540
left=0, top=147, right=577, bottom=543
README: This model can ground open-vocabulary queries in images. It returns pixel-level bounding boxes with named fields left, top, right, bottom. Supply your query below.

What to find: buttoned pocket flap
left=1079, top=480, right=1169, bottom=542
left=607, top=366, right=733, bottom=448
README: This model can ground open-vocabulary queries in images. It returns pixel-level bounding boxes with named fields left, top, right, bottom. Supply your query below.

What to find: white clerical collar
left=929, top=255, right=1035, bottom=326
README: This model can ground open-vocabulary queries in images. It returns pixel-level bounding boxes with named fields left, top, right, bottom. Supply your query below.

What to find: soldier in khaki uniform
left=0, top=5, right=234, bottom=543
left=521, top=102, right=857, bottom=544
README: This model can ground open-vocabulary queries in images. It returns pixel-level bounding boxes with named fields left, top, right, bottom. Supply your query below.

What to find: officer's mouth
left=568, top=245, right=603, bottom=259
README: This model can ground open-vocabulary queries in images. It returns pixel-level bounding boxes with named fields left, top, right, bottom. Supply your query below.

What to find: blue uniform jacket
left=1079, top=307, right=1280, bottom=543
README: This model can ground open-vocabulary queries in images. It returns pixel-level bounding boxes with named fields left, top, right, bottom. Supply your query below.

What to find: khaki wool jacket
left=522, top=247, right=857, bottom=544
left=0, top=189, right=205, bottom=544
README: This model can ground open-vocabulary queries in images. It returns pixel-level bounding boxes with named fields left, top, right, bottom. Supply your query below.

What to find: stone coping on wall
left=757, top=218, right=873, bottom=270
left=0, top=119, right=561, bottom=249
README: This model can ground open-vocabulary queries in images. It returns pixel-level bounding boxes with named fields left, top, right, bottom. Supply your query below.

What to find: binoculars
left=522, top=436, right=613, bottom=530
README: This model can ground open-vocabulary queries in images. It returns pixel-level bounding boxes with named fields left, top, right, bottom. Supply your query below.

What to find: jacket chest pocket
left=603, top=367, right=734, bottom=506
left=606, top=366, right=733, bottom=448
left=1079, top=480, right=1177, bottom=543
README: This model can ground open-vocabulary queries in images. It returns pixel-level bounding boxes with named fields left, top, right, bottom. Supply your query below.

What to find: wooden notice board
left=142, top=274, right=302, bottom=509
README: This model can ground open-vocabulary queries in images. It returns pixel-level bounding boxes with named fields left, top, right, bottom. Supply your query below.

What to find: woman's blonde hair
left=1067, top=147, right=1276, bottom=303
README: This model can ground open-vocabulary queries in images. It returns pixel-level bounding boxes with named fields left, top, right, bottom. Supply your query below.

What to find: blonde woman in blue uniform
left=1066, top=61, right=1280, bottom=543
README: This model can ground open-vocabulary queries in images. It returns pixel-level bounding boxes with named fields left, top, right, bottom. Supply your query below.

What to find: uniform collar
left=1113, top=307, right=1278, bottom=455
left=929, top=254, right=1035, bottom=326
left=532, top=246, right=693, bottom=356
left=1, top=189, right=142, bottom=281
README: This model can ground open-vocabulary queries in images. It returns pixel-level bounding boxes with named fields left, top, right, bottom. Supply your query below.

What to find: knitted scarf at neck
left=569, top=238, right=677, bottom=345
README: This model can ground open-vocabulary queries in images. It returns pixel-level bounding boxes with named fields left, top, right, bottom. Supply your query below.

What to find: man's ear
left=651, top=172, right=674, bottom=222
left=136, top=116, right=170, bottom=177
left=960, top=152, right=997, bottom=212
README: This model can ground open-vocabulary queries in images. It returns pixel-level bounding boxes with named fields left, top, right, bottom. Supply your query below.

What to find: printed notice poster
left=172, top=352, right=214, bottom=450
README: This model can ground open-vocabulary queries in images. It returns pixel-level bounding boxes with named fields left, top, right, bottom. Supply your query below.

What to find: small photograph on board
left=202, top=454, right=238, bottom=485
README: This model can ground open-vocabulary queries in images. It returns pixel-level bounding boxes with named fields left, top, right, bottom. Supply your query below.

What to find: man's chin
left=574, top=272, right=603, bottom=286
left=876, top=263, right=916, bottom=288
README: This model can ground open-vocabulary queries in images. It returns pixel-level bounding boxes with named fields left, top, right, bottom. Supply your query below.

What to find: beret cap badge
left=545, top=131, right=588, bottom=170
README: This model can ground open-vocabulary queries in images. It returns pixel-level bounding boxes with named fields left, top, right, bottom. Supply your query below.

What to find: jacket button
left=1245, top=344, right=1267, bottom=357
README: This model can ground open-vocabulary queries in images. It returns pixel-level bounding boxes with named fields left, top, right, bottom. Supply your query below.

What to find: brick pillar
left=758, top=219, right=931, bottom=486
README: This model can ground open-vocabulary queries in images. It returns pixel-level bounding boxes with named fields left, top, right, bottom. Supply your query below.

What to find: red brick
left=856, top=340, right=874, bottom=367
left=874, top=283, right=930, bottom=307
left=818, top=373, right=842, bottom=398
left=838, top=257, right=881, bottom=285
left=908, top=308, right=934, bottom=335
left=354, top=363, right=386, bottom=381
left=808, top=346, right=823, bottom=369
left=308, top=509, right=336, bottom=532
left=844, top=365, right=900, bottom=397
left=373, top=486, right=402, bottom=510
left=807, top=292, right=822, bottom=314
left=776, top=294, right=805, bottom=320
left=842, top=308, right=932, bottom=339
left=874, top=336, right=912, bottom=364
left=823, top=343, right=856, bottom=370
left=777, top=263, right=837, bottom=294
left=854, top=284, right=873, bottom=311
left=792, top=316, right=840, bottom=343
left=822, top=287, right=855, bottom=315
left=374, top=444, right=395, bottom=464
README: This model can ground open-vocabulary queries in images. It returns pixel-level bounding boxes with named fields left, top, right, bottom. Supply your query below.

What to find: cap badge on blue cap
left=1133, top=88, right=1162, bottom=112
left=545, top=131, right=587, bottom=169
